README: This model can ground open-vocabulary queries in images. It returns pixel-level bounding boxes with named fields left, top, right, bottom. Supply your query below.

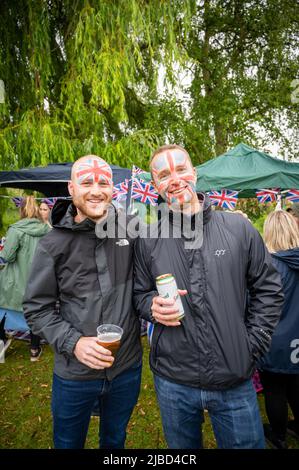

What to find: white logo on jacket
left=215, top=249, right=226, bottom=256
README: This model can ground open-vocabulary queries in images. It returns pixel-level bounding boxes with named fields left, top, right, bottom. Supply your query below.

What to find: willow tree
left=0, top=0, right=195, bottom=171
left=0, top=0, right=298, bottom=173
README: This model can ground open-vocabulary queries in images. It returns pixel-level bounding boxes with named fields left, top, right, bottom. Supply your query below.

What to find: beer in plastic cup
left=97, top=324, right=123, bottom=356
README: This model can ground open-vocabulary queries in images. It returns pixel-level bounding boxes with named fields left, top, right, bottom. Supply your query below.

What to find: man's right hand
left=151, top=289, right=187, bottom=327
left=74, top=337, right=114, bottom=369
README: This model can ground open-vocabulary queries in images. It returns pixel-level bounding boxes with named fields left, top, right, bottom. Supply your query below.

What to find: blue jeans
left=52, top=362, right=142, bottom=449
left=154, top=375, right=265, bottom=449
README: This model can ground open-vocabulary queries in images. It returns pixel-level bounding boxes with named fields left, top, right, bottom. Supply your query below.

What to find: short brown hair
left=287, top=203, right=299, bottom=220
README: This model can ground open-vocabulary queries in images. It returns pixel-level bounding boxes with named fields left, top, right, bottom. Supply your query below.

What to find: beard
left=73, top=195, right=111, bottom=222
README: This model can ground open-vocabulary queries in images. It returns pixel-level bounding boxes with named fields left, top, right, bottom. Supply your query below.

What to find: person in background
left=259, top=210, right=299, bottom=449
left=0, top=196, right=50, bottom=361
left=39, top=200, right=52, bottom=227
left=286, top=203, right=299, bottom=229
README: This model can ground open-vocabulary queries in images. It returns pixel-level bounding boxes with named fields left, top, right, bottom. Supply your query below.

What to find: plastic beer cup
left=97, top=324, right=123, bottom=357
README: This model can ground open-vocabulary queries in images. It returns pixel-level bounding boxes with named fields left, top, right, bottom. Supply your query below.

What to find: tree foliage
left=0, top=0, right=298, bottom=173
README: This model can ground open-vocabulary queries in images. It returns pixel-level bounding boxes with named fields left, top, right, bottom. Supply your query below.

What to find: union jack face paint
left=151, top=149, right=197, bottom=208
left=74, top=157, right=113, bottom=186
left=69, top=156, right=114, bottom=223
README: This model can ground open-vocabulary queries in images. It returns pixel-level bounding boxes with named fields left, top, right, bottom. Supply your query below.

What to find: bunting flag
left=131, top=179, right=158, bottom=206
left=112, top=179, right=129, bottom=202
left=41, top=197, right=57, bottom=208
left=255, top=188, right=279, bottom=204
left=285, top=189, right=299, bottom=203
left=11, top=197, right=24, bottom=208
left=207, top=189, right=239, bottom=210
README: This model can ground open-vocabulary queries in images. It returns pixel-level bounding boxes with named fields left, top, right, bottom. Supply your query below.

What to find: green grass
left=0, top=337, right=298, bottom=449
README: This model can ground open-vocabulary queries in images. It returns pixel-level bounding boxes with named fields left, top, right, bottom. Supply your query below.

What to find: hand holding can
left=153, top=274, right=187, bottom=326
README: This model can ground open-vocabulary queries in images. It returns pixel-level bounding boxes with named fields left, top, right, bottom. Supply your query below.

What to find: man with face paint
left=150, top=146, right=199, bottom=213
left=23, top=155, right=142, bottom=449
left=134, top=144, right=284, bottom=449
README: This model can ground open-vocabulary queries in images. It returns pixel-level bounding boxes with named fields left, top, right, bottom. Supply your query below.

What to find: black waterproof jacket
left=23, top=201, right=142, bottom=381
left=134, top=196, right=284, bottom=390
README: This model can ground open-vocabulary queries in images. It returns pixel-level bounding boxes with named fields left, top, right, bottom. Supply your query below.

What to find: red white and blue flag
left=207, top=190, right=239, bottom=210
left=256, top=188, right=279, bottom=204
left=112, top=179, right=129, bottom=202
left=285, top=189, right=299, bottom=203
left=131, top=179, right=158, bottom=206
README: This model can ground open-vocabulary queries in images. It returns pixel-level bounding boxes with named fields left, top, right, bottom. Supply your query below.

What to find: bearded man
left=24, top=155, right=142, bottom=449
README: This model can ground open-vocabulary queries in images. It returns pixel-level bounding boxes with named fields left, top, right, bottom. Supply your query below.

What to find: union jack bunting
left=131, top=179, right=158, bottom=206
left=41, top=197, right=57, bottom=208
left=11, top=197, right=24, bottom=208
left=112, top=179, right=129, bottom=202
left=256, top=188, right=279, bottom=204
left=285, top=189, right=299, bottom=203
left=207, top=190, right=239, bottom=210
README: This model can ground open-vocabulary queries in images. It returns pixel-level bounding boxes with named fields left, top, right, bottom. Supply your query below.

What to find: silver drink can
left=156, top=273, right=185, bottom=320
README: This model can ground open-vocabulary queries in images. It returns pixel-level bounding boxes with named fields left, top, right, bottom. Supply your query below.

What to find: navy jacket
left=258, top=248, right=299, bottom=374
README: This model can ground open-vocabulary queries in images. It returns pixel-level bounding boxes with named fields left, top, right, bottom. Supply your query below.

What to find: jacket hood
left=272, top=247, right=299, bottom=272
left=12, top=218, right=49, bottom=237
left=51, top=199, right=74, bottom=229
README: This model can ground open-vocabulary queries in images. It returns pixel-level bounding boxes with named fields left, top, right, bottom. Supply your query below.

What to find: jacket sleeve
left=23, top=242, right=82, bottom=357
left=1, top=227, right=20, bottom=263
left=133, top=238, right=158, bottom=322
left=245, top=222, right=284, bottom=361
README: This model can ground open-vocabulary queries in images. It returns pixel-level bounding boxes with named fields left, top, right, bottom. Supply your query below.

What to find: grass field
left=0, top=336, right=298, bottom=449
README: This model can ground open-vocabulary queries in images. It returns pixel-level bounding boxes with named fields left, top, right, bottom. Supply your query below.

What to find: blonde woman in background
left=258, top=210, right=299, bottom=449
left=0, top=196, right=50, bottom=361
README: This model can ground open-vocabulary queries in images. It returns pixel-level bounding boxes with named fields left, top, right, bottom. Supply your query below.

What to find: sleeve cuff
left=62, top=330, right=83, bottom=357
